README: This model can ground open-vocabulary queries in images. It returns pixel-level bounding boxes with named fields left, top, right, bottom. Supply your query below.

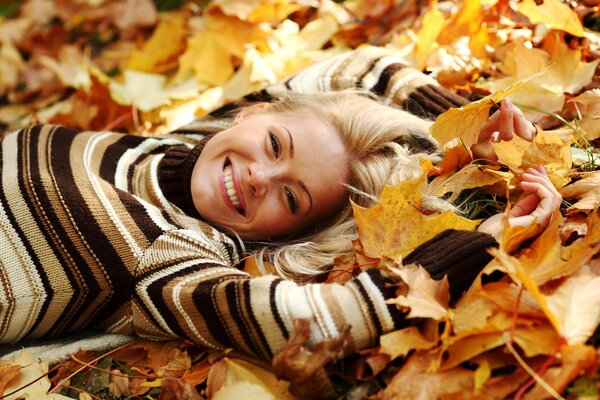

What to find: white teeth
left=224, top=164, right=242, bottom=210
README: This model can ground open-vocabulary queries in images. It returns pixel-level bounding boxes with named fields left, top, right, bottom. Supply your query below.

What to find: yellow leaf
left=380, top=326, right=436, bottom=361
left=430, top=163, right=513, bottom=201
left=474, top=359, right=490, bottom=391
left=352, top=174, right=479, bottom=259
left=517, top=0, right=584, bottom=37
left=387, top=264, right=450, bottom=320
left=431, top=68, right=549, bottom=149
left=415, top=2, right=445, bottom=67
left=490, top=135, right=532, bottom=171
left=560, top=171, right=600, bottom=212
left=126, top=15, right=187, bottom=73
left=177, top=31, right=235, bottom=86
left=0, top=41, right=24, bottom=91
left=207, top=357, right=294, bottom=400
left=521, top=129, right=573, bottom=189
left=437, top=0, right=482, bottom=45
left=479, top=38, right=599, bottom=121
left=568, top=89, right=600, bottom=141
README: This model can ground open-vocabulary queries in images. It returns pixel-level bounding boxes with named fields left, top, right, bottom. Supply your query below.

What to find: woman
left=0, top=45, right=561, bottom=360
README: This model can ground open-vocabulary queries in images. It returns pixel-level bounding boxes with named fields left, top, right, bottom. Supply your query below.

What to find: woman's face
left=190, top=106, right=349, bottom=240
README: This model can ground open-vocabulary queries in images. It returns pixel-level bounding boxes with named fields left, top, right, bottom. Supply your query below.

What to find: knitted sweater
left=0, top=48, right=492, bottom=360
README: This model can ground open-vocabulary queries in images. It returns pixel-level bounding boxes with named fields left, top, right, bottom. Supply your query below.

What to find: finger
left=478, top=111, right=502, bottom=142
left=512, top=106, right=535, bottom=142
left=509, top=193, right=540, bottom=217
left=498, top=98, right=515, bottom=141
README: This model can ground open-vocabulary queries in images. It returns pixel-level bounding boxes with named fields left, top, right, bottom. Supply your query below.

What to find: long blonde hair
left=246, top=91, right=451, bottom=280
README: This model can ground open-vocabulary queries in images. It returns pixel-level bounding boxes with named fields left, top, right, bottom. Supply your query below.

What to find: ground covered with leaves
left=1, top=0, right=600, bottom=399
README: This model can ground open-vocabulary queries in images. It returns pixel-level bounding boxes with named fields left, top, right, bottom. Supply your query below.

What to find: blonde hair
left=247, top=91, right=451, bottom=280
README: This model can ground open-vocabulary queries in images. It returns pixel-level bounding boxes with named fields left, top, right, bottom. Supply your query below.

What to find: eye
left=269, top=131, right=281, bottom=158
left=285, top=187, right=298, bottom=214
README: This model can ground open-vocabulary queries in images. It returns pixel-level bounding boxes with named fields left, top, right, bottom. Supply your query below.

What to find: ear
left=232, top=102, right=269, bottom=125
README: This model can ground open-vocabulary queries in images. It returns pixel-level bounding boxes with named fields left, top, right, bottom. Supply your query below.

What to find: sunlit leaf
left=517, top=0, right=584, bottom=37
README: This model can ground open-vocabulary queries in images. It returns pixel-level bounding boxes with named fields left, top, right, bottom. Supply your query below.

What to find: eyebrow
left=281, top=124, right=312, bottom=214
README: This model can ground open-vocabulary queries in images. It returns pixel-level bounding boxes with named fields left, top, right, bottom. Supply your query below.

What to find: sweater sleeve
left=133, top=230, right=402, bottom=360
left=403, top=229, right=498, bottom=301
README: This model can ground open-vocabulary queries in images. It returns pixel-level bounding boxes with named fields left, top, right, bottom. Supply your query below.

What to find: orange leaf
left=380, top=326, right=436, bottom=360
left=0, top=364, right=22, bottom=397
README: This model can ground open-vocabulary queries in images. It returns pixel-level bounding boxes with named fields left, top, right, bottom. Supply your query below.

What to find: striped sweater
left=0, top=47, right=486, bottom=360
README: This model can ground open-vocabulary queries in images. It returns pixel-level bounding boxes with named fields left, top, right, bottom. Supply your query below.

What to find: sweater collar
left=157, top=134, right=214, bottom=218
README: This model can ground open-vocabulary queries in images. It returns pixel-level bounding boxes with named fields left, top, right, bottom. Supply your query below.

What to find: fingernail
left=503, top=98, right=512, bottom=110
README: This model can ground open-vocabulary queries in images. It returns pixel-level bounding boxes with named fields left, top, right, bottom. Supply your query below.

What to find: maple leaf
left=479, top=37, right=600, bottom=121
left=431, top=68, right=549, bottom=149
left=0, top=41, right=24, bottom=93
left=387, top=263, right=450, bottom=320
left=560, top=171, right=600, bottom=213
left=379, top=326, right=436, bottom=360
left=272, top=318, right=349, bottom=399
left=568, top=89, right=600, bottom=141
left=126, top=14, right=187, bottom=73
left=381, top=351, right=475, bottom=400
left=158, top=376, right=203, bottom=400
left=207, top=356, right=295, bottom=400
left=0, top=364, right=22, bottom=397
left=352, top=174, right=479, bottom=259
left=517, top=0, right=585, bottom=37
left=2, top=350, right=71, bottom=400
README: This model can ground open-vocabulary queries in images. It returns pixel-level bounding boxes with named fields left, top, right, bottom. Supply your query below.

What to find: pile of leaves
left=1, top=0, right=600, bottom=399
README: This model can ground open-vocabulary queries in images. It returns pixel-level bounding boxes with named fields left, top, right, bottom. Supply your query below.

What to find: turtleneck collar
left=157, top=134, right=215, bottom=218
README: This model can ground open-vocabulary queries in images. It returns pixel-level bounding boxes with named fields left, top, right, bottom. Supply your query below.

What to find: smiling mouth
left=223, top=159, right=245, bottom=215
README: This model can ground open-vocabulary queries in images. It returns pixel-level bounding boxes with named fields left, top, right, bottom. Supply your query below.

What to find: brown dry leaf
left=381, top=351, right=475, bottom=400
left=0, top=363, right=22, bottom=397
left=517, top=0, right=584, bottom=37
left=126, top=14, right=187, bottom=73
left=352, top=174, right=479, bottom=259
left=158, top=376, right=204, bottom=400
left=560, top=170, right=600, bottom=213
left=568, top=89, right=600, bottom=141
left=431, top=68, right=549, bottom=149
left=387, top=264, right=450, bottom=320
left=379, top=326, right=436, bottom=360
left=273, top=318, right=348, bottom=399
left=2, top=350, right=71, bottom=400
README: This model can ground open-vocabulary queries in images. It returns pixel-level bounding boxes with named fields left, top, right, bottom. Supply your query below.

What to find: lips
left=222, top=158, right=246, bottom=215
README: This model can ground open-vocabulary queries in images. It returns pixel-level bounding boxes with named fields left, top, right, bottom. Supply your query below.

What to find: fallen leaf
left=521, top=129, right=573, bottom=188
left=272, top=318, right=348, bottom=399
left=387, top=264, right=450, bottom=320
left=430, top=162, right=513, bottom=201
left=381, top=351, right=475, bottom=400
left=2, top=350, right=72, bottom=400
left=0, top=40, right=24, bottom=92
left=158, top=376, right=203, bottom=400
left=126, top=14, right=187, bottom=73
left=0, top=364, right=23, bottom=397
left=517, top=0, right=584, bottom=37
left=479, top=38, right=599, bottom=121
left=352, top=174, right=479, bottom=259
left=431, top=68, right=549, bottom=149
left=111, top=0, right=157, bottom=31
left=379, top=326, right=436, bottom=360
left=560, top=171, right=600, bottom=213
left=414, top=2, right=445, bottom=68
left=568, top=89, right=600, bottom=141
left=437, top=0, right=482, bottom=46
left=207, top=357, right=294, bottom=400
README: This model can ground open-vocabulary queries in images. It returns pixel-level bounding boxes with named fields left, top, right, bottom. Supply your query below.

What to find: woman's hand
left=471, top=98, right=536, bottom=161
left=477, top=166, right=562, bottom=239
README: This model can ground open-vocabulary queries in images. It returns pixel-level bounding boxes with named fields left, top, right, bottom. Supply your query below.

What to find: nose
left=247, top=163, right=276, bottom=197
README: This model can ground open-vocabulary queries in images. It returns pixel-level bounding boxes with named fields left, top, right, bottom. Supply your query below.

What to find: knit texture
left=404, top=229, right=498, bottom=300
left=0, top=125, right=398, bottom=360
